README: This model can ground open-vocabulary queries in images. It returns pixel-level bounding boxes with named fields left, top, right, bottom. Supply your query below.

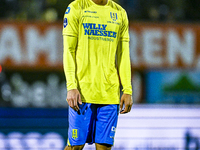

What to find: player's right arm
left=63, top=35, right=82, bottom=111
left=63, top=3, right=82, bottom=111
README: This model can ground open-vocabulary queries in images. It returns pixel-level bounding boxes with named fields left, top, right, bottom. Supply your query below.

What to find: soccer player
left=63, top=0, right=133, bottom=149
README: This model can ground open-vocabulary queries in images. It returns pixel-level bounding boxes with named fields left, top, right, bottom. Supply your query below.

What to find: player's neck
left=92, top=0, right=108, bottom=5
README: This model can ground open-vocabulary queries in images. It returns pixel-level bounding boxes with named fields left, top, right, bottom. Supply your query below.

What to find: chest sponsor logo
left=110, top=12, right=118, bottom=21
left=82, top=23, right=117, bottom=38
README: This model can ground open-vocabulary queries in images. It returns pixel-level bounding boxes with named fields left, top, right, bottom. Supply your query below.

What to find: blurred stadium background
left=0, top=0, right=200, bottom=149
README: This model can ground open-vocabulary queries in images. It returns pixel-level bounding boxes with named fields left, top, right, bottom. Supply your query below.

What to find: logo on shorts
left=72, top=129, right=78, bottom=139
left=111, top=126, right=116, bottom=132
left=110, top=12, right=118, bottom=21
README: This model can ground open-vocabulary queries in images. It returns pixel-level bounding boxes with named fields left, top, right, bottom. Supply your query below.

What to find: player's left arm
left=117, top=41, right=133, bottom=114
left=117, top=9, right=133, bottom=114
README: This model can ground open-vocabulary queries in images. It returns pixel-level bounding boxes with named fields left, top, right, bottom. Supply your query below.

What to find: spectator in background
left=185, top=0, right=200, bottom=22
left=139, top=0, right=185, bottom=22
left=0, top=0, right=7, bottom=19
left=43, top=0, right=73, bottom=22
left=168, top=0, right=185, bottom=21
left=0, top=0, right=19, bottom=20
left=119, top=0, right=141, bottom=20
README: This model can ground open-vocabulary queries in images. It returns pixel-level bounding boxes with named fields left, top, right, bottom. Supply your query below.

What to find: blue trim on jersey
left=65, top=7, right=71, bottom=14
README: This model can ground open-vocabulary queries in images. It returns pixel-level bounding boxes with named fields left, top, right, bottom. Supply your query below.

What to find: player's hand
left=67, top=89, right=82, bottom=111
left=120, top=94, right=133, bottom=114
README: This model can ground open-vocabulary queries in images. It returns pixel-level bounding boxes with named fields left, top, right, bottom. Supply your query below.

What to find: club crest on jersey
left=63, top=18, right=68, bottom=28
left=110, top=12, right=118, bottom=21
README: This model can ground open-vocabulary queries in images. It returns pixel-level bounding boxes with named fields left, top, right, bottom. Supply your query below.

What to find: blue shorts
left=67, top=103, right=119, bottom=146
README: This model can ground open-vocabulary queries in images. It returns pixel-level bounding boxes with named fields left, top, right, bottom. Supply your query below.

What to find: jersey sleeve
left=120, top=9, right=129, bottom=42
left=116, top=41, right=132, bottom=95
left=62, top=3, right=79, bottom=37
left=117, top=9, right=132, bottom=95
left=63, top=35, right=78, bottom=91
left=63, top=2, right=79, bottom=91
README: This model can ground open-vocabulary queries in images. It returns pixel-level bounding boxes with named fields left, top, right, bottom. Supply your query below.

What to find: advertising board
left=129, top=23, right=200, bottom=69
left=0, top=108, right=68, bottom=149
left=0, top=71, right=67, bottom=108
left=1, top=22, right=200, bottom=70
left=146, top=70, right=200, bottom=104
left=1, top=106, right=200, bottom=150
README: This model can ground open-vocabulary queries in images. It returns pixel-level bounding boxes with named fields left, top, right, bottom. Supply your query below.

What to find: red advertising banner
left=0, top=21, right=63, bottom=70
left=129, top=22, right=200, bottom=69
left=0, top=21, right=200, bottom=70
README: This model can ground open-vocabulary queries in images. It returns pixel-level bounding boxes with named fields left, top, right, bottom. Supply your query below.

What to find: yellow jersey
left=63, top=0, right=132, bottom=104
